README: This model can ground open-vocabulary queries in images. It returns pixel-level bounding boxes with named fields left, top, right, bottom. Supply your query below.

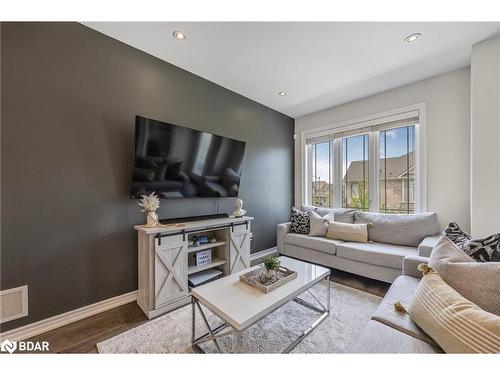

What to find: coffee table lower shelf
left=191, top=274, right=330, bottom=354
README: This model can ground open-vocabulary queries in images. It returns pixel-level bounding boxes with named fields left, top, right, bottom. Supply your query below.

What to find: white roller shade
left=305, top=134, right=335, bottom=145
left=305, top=110, right=419, bottom=144
left=373, top=116, right=419, bottom=132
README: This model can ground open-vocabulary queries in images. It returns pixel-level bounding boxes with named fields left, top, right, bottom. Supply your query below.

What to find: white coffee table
left=191, top=256, right=331, bottom=353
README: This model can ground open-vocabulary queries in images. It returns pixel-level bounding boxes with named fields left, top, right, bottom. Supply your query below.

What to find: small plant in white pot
left=138, top=192, right=160, bottom=227
left=263, top=256, right=280, bottom=279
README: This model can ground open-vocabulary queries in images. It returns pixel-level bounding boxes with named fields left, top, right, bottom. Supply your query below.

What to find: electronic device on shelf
left=188, top=269, right=223, bottom=288
left=159, top=213, right=229, bottom=225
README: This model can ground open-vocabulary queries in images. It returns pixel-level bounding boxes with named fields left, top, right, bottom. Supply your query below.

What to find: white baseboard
left=0, top=290, right=138, bottom=342
left=250, top=247, right=278, bottom=262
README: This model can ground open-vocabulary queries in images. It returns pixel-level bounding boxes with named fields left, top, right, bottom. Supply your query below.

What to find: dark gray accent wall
left=0, top=22, right=294, bottom=331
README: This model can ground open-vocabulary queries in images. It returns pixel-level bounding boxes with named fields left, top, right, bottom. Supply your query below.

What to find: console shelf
left=188, top=257, right=227, bottom=275
left=134, top=215, right=253, bottom=319
left=187, top=240, right=227, bottom=253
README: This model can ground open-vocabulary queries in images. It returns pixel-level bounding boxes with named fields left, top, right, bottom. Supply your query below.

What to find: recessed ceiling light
left=278, top=91, right=287, bottom=96
left=173, top=31, right=186, bottom=40
left=405, top=33, right=421, bottom=43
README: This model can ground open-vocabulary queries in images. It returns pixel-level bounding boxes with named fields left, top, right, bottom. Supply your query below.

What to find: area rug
left=97, top=281, right=381, bottom=353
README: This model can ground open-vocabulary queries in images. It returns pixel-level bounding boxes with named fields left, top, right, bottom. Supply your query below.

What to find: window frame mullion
left=333, top=138, right=342, bottom=209
left=368, top=130, right=379, bottom=212
left=305, top=144, right=313, bottom=206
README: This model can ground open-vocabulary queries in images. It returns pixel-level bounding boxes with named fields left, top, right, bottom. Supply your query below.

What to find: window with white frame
left=341, top=133, right=369, bottom=211
left=379, top=125, right=416, bottom=213
left=310, top=141, right=333, bottom=207
left=304, top=110, right=422, bottom=213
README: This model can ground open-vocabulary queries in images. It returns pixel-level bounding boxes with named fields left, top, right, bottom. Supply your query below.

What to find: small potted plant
left=263, top=256, right=280, bottom=279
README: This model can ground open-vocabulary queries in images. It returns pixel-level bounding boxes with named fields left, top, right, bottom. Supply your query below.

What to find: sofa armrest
left=402, top=255, right=429, bottom=279
left=277, top=222, right=291, bottom=254
left=418, top=235, right=440, bottom=257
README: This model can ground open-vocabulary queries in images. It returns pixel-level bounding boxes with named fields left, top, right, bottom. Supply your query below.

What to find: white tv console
left=134, top=216, right=253, bottom=319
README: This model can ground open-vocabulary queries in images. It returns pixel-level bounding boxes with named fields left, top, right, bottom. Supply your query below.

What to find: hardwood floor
left=330, top=269, right=390, bottom=297
left=28, top=302, right=148, bottom=353
left=26, top=269, right=390, bottom=353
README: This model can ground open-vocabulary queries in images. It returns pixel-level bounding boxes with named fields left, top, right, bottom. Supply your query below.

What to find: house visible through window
left=342, top=134, right=369, bottom=211
left=379, top=125, right=415, bottom=214
left=305, top=112, right=420, bottom=214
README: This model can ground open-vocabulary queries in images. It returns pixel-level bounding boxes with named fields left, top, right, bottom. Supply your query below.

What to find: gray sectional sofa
left=353, top=255, right=443, bottom=353
left=277, top=206, right=440, bottom=283
left=277, top=205, right=445, bottom=352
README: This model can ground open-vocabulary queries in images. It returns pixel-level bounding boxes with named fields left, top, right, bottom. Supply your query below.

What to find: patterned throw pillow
left=442, top=222, right=500, bottom=262
left=290, top=207, right=314, bottom=234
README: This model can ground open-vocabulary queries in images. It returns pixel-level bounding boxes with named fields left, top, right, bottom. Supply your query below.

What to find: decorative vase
left=265, top=268, right=275, bottom=278
left=146, top=211, right=159, bottom=227
left=138, top=192, right=160, bottom=227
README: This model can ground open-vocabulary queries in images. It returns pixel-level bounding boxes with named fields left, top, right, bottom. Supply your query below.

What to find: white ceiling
left=83, top=22, right=500, bottom=118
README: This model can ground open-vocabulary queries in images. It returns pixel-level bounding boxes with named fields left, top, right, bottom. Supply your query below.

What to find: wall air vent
left=0, top=285, right=28, bottom=323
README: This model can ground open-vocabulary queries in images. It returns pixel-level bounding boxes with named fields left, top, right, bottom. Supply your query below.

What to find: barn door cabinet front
left=154, top=234, right=188, bottom=308
left=229, top=223, right=251, bottom=274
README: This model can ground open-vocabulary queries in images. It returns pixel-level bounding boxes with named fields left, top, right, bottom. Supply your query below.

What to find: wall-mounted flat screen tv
left=131, top=116, right=246, bottom=199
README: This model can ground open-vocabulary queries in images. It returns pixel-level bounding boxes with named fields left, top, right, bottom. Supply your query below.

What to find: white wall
left=295, top=67, right=471, bottom=231
left=471, top=37, right=500, bottom=237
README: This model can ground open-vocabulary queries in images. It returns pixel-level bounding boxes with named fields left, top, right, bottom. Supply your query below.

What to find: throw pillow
left=308, top=211, right=328, bottom=237
left=290, top=207, right=314, bottom=234
left=408, top=270, right=500, bottom=353
left=301, top=205, right=355, bottom=223
left=442, top=222, right=500, bottom=262
left=429, top=236, right=500, bottom=316
left=326, top=221, right=368, bottom=243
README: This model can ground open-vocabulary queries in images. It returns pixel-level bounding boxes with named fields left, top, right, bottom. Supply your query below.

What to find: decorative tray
left=239, top=265, right=297, bottom=293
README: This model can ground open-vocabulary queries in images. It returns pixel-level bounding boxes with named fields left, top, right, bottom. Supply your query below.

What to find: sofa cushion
left=301, top=205, right=355, bottom=223
left=283, top=233, right=342, bottom=255
left=336, top=242, right=417, bottom=269
left=372, top=275, right=437, bottom=346
left=354, top=211, right=439, bottom=247
left=352, top=320, right=443, bottom=353
left=409, top=270, right=500, bottom=353
left=429, top=236, right=500, bottom=316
